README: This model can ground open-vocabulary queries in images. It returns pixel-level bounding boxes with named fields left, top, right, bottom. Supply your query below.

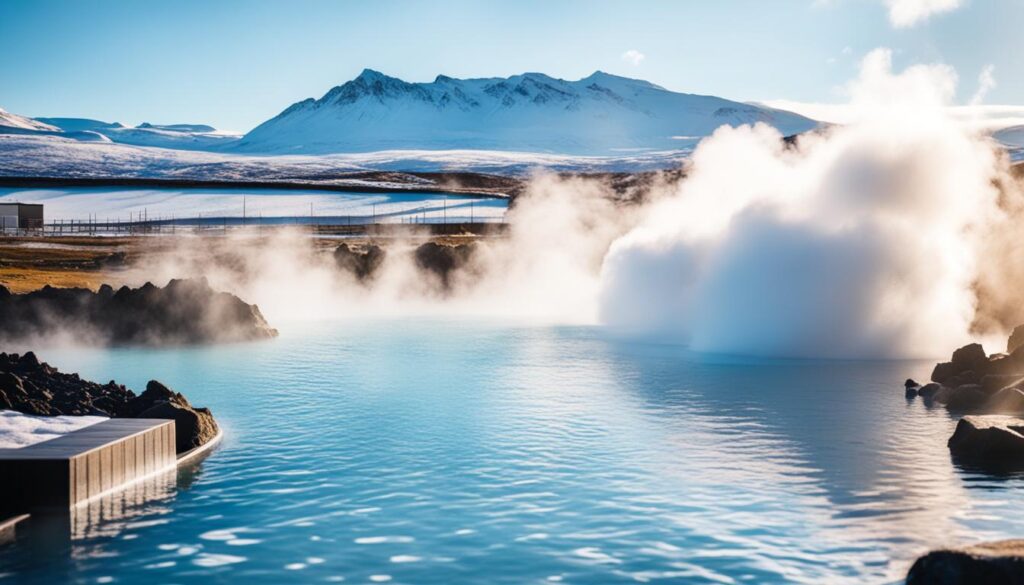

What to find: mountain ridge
left=235, top=69, right=819, bottom=155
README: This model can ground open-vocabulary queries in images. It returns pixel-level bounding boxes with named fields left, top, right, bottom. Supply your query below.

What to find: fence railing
left=4, top=215, right=506, bottom=238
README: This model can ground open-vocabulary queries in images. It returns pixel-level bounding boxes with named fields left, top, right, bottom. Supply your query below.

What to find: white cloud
left=620, top=49, right=645, bottom=66
left=761, top=99, right=1024, bottom=131
left=970, top=64, right=996, bottom=105
left=884, top=0, right=962, bottom=27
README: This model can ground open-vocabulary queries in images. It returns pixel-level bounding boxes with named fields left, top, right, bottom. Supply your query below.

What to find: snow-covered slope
left=0, top=108, right=59, bottom=132
left=0, top=110, right=239, bottom=151
left=0, top=133, right=689, bottom=179
left=236, top=69, right=819, bottom=155
left=94, top=123, right=240, bottom=150
left=35, top=117, right=125, bottom=133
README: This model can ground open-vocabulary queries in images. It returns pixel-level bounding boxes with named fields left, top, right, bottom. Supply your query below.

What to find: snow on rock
left=235, top=69, right=819, bottom=155
left=0, top=409, right=106, bottom=449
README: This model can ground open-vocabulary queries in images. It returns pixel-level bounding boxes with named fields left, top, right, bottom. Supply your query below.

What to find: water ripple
left=4, top=320, right=1024, bottom=584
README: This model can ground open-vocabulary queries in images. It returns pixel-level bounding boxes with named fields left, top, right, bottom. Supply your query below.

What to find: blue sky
left=1, top=0, right=1021, bottom=131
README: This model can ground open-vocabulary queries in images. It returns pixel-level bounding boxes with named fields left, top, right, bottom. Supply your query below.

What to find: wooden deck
left=0, top=418, right=176, bottom=513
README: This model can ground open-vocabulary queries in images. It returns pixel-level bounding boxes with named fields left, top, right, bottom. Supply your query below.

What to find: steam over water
left=599, top=49, right=1022, bottom=358
left=113, top=49, right=1024, bottom=361
left=5, top=47, right=1024, bottom=585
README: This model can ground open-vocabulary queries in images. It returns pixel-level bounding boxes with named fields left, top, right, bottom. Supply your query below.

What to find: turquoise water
left=4, top=321, right=1024, bottom=584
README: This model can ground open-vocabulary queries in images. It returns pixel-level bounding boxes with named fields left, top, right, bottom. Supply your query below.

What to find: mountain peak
left=356, top=68, right=389, bottom=81
left=241, top=70, right=819, bottom=155
left=581, top=71, right=665, bottom=91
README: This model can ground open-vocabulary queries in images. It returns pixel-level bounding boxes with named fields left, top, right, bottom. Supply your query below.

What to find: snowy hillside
left=0, top=108, right=59, bottom=132
left=0, top=133, right=689, bottom=179
left=0, top=112, right=239, bottom=151
left=236, top=69, right=819, bottom=155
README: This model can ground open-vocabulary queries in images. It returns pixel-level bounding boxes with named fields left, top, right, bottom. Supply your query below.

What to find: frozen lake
left=0, top=187, right=509, bottom=224
left=3, top=321, right=1024, bottom=584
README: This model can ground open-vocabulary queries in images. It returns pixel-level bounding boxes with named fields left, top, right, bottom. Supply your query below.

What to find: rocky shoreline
left=905, top=328, right=1024, bottom=583
left=0, top=277, right=277, bottom=346
left=905, top=334, right=1024, bottom=464
left=0, top=352, right=217, bottom=453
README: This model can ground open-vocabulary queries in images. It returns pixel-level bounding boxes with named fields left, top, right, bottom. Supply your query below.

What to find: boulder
left=948, top=416, right=1024, bottom=462
left=987, top=347, right=1024, bottom=377
left=907, top=540, right=1024, bottom=584
left=953, top=343, right=989, bottom=371
left=414, top=242, right=478, bottom=289
left=0, top=372, right=26, bottom=399
left=932, top=344, right=990, bottom=384
left=138, top=399, right=218, bottom=453
left=0, top=353, right=219, bottom=453
left=334, top=244, right=385, bottom=281
left=1009, top=325, right=1024, bottom=354
left=906, top=379, right=921, bottom=397
left=981, top=374, right=1024, bottom=395
left=918, top=383, right=944, bottom=400
left=946, top=385, right=989, bottom=413
left=932, top=362, right=959, bottom=385
left=987, top=388, right=1024, bottom=415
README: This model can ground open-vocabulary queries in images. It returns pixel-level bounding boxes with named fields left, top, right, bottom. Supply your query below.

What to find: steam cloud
left=599, top=49, right=1020, bottom=358
left=107, top=48, right=1022, bottom=361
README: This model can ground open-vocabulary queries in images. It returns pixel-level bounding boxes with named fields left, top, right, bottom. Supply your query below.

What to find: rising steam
left=109, top=49, right=1023, bottom=360
left=600, top=49, right=1019, bottom=358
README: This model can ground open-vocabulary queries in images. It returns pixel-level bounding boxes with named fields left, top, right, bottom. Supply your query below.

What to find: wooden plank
left=87, top=450, right=100, bottom=499
left=111, top=440, right=123, bottom=487
left=99, top=446, right=112, bottom=492
left=123, top=435, right=135, bottom=480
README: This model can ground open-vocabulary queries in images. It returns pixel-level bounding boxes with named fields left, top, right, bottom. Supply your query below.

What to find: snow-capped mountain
left=0, top=112, right=239, bottom=150
left=236, top=69, right=819, bottom=155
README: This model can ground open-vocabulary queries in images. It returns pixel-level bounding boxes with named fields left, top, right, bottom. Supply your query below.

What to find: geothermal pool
left=4, top=321, right=1024, bottom=584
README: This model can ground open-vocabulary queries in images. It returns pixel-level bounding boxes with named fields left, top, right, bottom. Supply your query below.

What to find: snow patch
left=0, top=410, right=107, bottom=449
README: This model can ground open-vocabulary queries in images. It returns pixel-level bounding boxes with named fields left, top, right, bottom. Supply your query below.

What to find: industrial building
left=0, top=203, right=43, bottom=230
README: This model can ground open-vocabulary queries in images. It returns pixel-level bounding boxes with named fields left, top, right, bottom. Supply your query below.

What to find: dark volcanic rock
left=932, top=343, right=989, bottom=385
left=1009, top=325, right=1024, bottom=354
left=948, top=416, right=1024, bottom=462
left=334, top=243, right=386, bottom=281
left=907, top=540, right=1024, bottom=584
left=918, top=382, right=944, bottom=400
left=414, top=242, right=478, bottom=289
left=946, top=384, right=989, bottom=413
left=0, top=352, right=218, bottom=453
left=988, top=388, right=1024, bottom=415
left=981, top=374, right=1024, bottom=395
left=138, top=398, right=218, bottom=453
left=0, top=277, right=277, bottom=346
left=905, top=378, right=920, bottom=398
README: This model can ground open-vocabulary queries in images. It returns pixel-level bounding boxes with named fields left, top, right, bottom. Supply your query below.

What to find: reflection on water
left=2, top=442, right=214, bottom=580
left=4, top=321, right=1024, bottom=584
